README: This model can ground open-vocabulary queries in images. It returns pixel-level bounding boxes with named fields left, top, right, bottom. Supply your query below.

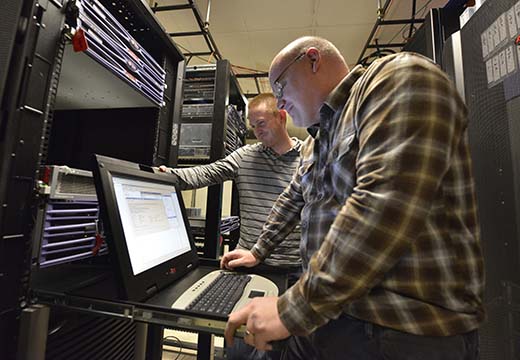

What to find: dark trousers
left=226, top=269, right=302, bottom=360
left=226, top=338, right=281, bottom=360
left=281, top=315, right=479, bottom=360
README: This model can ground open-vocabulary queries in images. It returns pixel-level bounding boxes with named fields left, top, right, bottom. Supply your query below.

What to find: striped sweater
left=171, top=139, right=303, bottom=267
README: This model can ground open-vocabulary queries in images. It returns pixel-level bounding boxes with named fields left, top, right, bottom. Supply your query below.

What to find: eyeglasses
left=272, top=52, right=306, bottom=100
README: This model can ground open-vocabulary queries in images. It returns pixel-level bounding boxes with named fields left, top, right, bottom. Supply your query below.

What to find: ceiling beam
left=168, top=31, right=205, bottom=37
left=357, top=0, right=392, bottom=64
left=235, top=73, right=268, bottom=78
left=153, top=4, right=192, bottom=11
left=367, top=43, right=406, bottom=48
left=379, top=18, right=424, bottom=25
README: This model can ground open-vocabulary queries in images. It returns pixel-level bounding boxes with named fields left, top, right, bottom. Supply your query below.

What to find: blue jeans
left=281, top=314, right=479, bottom=360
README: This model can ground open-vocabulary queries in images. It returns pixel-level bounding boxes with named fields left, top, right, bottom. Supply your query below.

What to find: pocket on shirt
left=332, top=131, right=356, bottom=161
left=330, top=131, right=357, bottom=203
left=298, top=160, right=315, bottom=202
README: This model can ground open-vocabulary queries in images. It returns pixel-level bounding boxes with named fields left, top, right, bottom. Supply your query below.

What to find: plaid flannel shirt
left=251, top=52, right=485, bottom=336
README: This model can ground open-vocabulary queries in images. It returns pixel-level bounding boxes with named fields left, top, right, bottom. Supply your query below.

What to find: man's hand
left=152, top=165, right=171, bottom=174
left=220, top=249, right=260, bottom=270
left=158, top=165, right=172, bottom=173
left=225, top=297, right=290, bottom=351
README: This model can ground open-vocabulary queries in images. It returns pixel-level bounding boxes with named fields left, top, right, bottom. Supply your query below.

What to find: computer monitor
left=111, top=175, right=192, bottom=275
left=93, top=155, right=199, bottom=300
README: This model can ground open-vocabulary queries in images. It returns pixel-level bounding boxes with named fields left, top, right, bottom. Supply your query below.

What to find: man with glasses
left=222, top=36, right=484, bottom=359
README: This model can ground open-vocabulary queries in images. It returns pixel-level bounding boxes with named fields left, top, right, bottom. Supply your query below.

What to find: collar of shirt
left=261, top=137, right=302, bottom=157
left=318, top=65, right=366, bottom=135
left=307, top=125, right=320, bottom=138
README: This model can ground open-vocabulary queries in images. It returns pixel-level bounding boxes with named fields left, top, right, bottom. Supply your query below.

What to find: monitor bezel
left=93, top=155, right=200, bottom=301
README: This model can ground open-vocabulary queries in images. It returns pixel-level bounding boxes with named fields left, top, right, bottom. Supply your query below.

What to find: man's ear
left=279, top=109, right=287, bottom=123
left=306, top=47, right=320, bottom=73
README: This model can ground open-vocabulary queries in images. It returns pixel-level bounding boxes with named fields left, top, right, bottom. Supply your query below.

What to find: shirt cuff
left=277, top=280, right=329, bottom=336
left=251, top=243, right=269, bottom=262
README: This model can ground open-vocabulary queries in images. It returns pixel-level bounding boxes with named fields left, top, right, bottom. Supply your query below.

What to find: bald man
left=222, top=36, right=484, bottom=359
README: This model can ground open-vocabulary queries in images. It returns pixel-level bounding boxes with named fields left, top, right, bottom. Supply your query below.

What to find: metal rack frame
left=0, top=0, right=185, bottom=358
left=152, top=0, right=222, bottom=63
left=357, top=0, right=425, bottom=64
left=178, top=59, right=246, bottom=259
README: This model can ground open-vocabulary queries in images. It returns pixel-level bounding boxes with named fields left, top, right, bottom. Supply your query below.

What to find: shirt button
left=333, top=149, right=338, bottom=158
left=301, top=220, right=308, bottom=229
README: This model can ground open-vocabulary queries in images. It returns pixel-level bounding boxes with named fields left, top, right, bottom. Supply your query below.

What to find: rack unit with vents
left=176, top=59, right=247, bottom=259
left=69, top=0, right=166, bottom=107
left=31, top=166, right=107, bottom=269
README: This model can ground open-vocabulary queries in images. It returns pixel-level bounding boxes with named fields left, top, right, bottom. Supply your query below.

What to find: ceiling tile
left=204, top=0, right=248, bottom=34
left=155, top=9, right=200, bottom=32
left=211, top=32, right=254, bottom=66
left=316, top=24, right=375, bottom=66
left=246, top=29, right=317, bottom=71
left=238, top=0, right=316, bottom=31
left=153, top=0, right=454, bottom=97
left=315, top=0, right=378, bottom=26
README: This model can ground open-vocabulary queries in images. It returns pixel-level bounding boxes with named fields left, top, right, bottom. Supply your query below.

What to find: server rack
left=402, top=4, right=520, bottom=357
left=458, top=1, right=520, bottom=358
left=177, top=59, right=247, bottom=259
left=0, top=0, right=184, bottom=358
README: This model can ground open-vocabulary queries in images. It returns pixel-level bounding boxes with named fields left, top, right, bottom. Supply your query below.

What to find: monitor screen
left=94, top=155, right=200, bottom=301
left=112, top=175, right=191, bottom=275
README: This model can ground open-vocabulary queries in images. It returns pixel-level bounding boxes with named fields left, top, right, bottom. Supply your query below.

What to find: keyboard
left=171, top=270, right=278, bottom=318
left=186, top=272, right=251, bottom=315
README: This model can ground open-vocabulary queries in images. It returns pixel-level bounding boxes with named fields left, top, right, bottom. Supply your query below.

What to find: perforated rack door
left=460, top=0, right=520, bottom=358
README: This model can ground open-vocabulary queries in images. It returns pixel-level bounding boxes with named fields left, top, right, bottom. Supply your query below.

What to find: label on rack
left=72, top=28, right=89, bottom=52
